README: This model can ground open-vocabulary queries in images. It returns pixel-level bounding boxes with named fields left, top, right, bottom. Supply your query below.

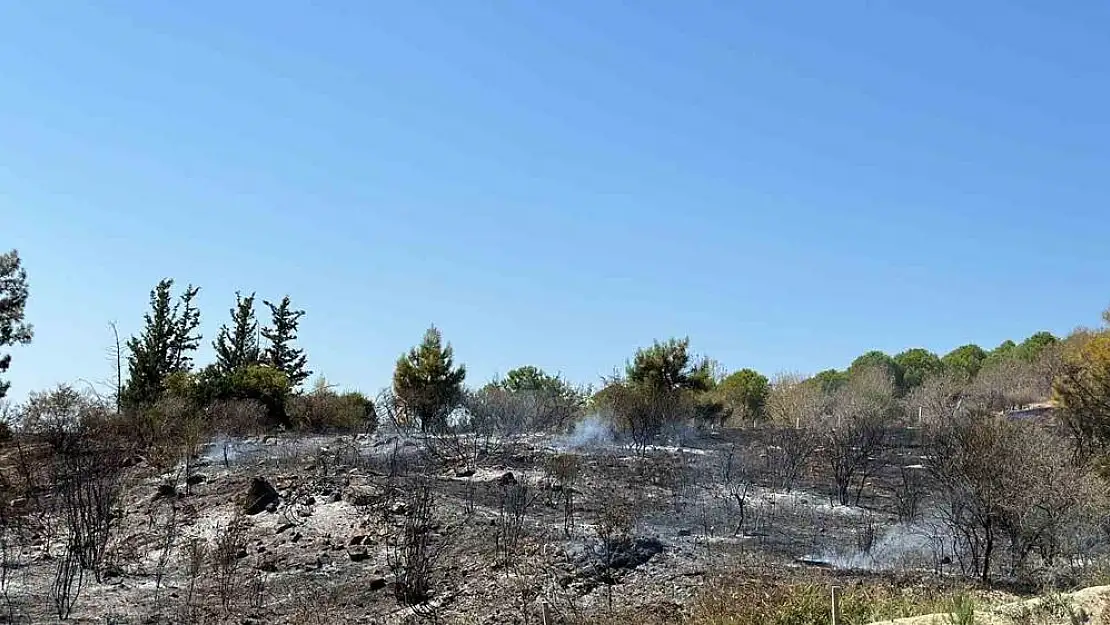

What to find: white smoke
left=808, top=517, right=951, bottom=572
left=556, top=414, right=615, bottom=450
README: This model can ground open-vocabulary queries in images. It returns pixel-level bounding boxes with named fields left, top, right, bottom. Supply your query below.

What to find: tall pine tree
left=261, top=296, right=311, bottom=390
left=0, top=250, right=33, bottom=400
left=393, top=326, right=466, bottom=433
left=213, top=291, right=261, bottom=374
left=123, top=279, right=201, bottom=407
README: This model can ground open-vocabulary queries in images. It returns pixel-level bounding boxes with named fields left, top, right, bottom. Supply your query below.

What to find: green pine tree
left=123, top=279, right=201, bottom=407
left=0, top=250, right=33, bottom=400
left=261, top=295, right=311, bottom=390
left=213, top=291, right=261, bottom=374
left=393, top=326, right=466, bottom=433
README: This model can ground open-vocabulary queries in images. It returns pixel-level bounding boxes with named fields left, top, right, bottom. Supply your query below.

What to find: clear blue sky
left=3, top=2, right=1109, bottom=401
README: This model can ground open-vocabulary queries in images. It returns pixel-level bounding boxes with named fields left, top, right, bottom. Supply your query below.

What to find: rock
left=676, top=528, right=693, bottom=537
left=121, top=455, right=146, bottom=468
left=186, top=474, right=206, bottom=486
left=243, top=478, right=280, bottom=515
left=390, top=501, right=408, bottom=515
left=454, top=467, right=476, bottom=478
left=154, top=483, right=177, bottom=500
left=498, top=472, right=517, bottom=486
left=368, top=577, right=387, bottom=591
left=348, top=550, right=370, bottom=562
left=265, top=501, right=279, bottom=514
left=349, top=535, right=366, bottom=546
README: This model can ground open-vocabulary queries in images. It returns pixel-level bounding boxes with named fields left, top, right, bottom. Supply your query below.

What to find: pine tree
left=213, top=291, right=261, bottom=374
left=0, top=250, right=33, bottom=400
left=123, top=279, right=201, bottom=407
left=261, top=296, right=311, bottom=390
left=393, top=326, right=466, bottom=433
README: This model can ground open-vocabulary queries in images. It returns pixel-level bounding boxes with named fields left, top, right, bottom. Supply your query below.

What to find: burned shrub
left=546, top=453, right=581, bottom=537
left=594, top=384, right=694, bottom=454
left=820, top=367, right=899, bottom=505
left=926, top=409, right=1105, bottom=584
left=388, top=477, right=449, bottom=613
left=495, top=478, right=536, bottom=567
left=49, top=408, right=126, bottom=582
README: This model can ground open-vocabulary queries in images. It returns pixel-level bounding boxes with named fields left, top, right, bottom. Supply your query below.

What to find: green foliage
left=213, top=291, right=261, bottom=374
left=626, top=337, right=712, bottom=394
left=848, top=350, right=903, bottom=390
left=810, top=369, right=849, bottom=394
left=947, top=593, right=976, bottom=625
left=1016, top=331, right=1058, bottom=362
left=942, top=344, right=987, bottom=380
left=0, top=250, right=33, bottom=400
left=261, top=295, right=311, bottom=390
left=123, top=279, right=202, bottom=408
left=393, top=326, right=466, bottom=433
left=188, top=364, right=291, bottom=424
left=989, top=339, right=1017, bottom=360
left=893, top=347, right=942, bottom=390
left=287, top=386, right=376, bottom=433
left=715, top=368, right=770, bottom=422
left=500, top=366, right=565, bottom=394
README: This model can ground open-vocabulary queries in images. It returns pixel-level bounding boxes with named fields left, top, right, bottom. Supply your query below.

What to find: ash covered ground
left=0, top=422, right=959, bottom=624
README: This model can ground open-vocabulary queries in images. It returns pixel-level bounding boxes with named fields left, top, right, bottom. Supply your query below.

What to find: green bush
left=287, top=389, right=376, bottom=433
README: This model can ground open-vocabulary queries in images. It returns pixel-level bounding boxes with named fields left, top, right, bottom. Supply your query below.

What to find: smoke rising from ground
left=556, top=414, right=615, bottom=450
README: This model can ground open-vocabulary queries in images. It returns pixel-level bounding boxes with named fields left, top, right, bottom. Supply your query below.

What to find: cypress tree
left=213, top=291, right=261, bottom=374
left=123, top=279, right=201, bottom=407
left=261, top=296, right=311, bottom=390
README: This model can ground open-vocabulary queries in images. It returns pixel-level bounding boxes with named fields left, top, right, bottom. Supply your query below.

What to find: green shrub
left=287, top=389, right=376, bottom=433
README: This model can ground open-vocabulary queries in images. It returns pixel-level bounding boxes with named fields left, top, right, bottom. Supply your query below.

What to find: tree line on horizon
left=2, top=247, right=1110, bottom=457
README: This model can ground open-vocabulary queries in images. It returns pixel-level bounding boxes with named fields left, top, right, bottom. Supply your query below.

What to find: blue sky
left=3, top=1, right=1109, bottom=401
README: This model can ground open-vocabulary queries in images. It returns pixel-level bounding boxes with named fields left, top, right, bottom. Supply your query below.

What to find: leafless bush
left=207, top=399, right=266, bottom=468
left=763, top=425, right=817, bottom=492
left=495, top=478, right=537, bottom=568
left=53, top=426, right=125, bottom=581
left=288, top=579, right=345, bottom=624
left=820, top=367, right=898, bottom=505
left=152, top=500, right=179, bottom=594
left=905, top=371, right=967, bottom=426
left=546, top=453, right=581, bottom=537
left=388, top=477, right=448, bottom=615
left=179, top=537, right=207, bottom=623
left=210, top=510, right=250, bottom=615
left=0, top=502, right=25, bottom=623
left=720, top=446, right=755, bottom=536
left=891, top=463, right=926, bottom=523
left=466, top=385, right=579, bottom=439
left=18, top=385, right=104, bottom=453
left=594, top=495, right=638, bottom=613
left=927, top=409, right=1106, bottom=584
left=599, top=385, right=694, bottom=455
left=764, top=373, right=825, bottom=428
left=50, top=542, right=84, bottom=620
